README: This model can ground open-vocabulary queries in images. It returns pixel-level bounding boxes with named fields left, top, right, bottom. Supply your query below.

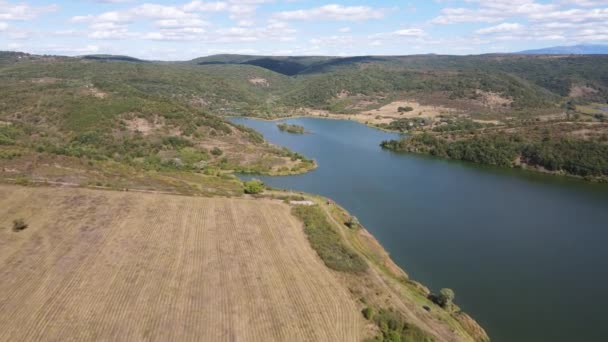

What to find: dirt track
left=0, top=185, right=362, bottom=341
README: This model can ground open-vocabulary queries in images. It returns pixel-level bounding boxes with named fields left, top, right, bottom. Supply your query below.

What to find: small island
left=277, top=123, right=307, bottom=134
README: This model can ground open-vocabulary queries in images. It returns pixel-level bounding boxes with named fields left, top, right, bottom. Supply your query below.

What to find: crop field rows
left=0, top=185, right=362, bottom=341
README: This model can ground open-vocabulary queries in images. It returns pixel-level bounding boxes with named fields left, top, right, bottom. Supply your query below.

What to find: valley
left=2, top=50, right=608, bottom=341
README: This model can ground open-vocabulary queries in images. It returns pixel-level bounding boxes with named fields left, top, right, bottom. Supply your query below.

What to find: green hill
left=1, top=50, right=607, bottom=183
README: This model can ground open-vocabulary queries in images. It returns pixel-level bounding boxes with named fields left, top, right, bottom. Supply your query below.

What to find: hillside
left=189, top=54, right=336, bottom=76
left=2, top=51, right=607, bottom=183
left=0, top=53, right=314, bottom=187
left=519, top=44, right=608, bottom=55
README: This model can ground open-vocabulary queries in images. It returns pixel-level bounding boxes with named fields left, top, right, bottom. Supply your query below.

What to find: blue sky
left=1, top=0, right=607, bottom=59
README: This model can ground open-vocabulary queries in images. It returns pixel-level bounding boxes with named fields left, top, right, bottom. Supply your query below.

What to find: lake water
left=232, top=117, right=608, bottom=342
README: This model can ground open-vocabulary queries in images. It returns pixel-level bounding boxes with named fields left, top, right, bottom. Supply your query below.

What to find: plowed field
left=0, top=185, right=362, bottom=341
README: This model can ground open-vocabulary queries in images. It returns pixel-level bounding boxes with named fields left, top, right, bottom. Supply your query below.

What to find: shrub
left=211, top=147, right=223, bottom=156
left=363, top=306, right=435, bottom=342
left=292, top=205, right=367, bottom=273
left=398, top=106, right=414, bottom=112
left=437, top=288, right=455, bottom=310
left=12, top=218, right=28, bottom=232
left=243, top=179, right=264, bottom=194
left=362, top=306, right=376, bottom=320
left=346, top=215, right=360, bottom=229
left=14, top=176, right=30, bottom=186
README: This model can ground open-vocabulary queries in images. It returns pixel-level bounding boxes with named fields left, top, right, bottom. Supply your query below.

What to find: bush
left=398, top=106, right=414, bottom=112
left=12, top=218, right=28, bottom=232
left=243, top=179, right=264, bottom=194
left=346, top=215, right=360, bottom=229
left=211, top=147, right=223, bottom=156
left=437, top=288, right=455, bottom=310
left=362, top=306, right=376, bottom=320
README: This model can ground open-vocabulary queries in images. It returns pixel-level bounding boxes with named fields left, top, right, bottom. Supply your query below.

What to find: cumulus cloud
left=370, top=28, right=426, bottom=40
left=475, top=23, right=523, bottom=34
left=529, top=7, right=608, bottom=22
left=0, top=0, right=58, bottom=21
left=431, top=0, right=557, bottom=24
left=559, top=0, right=608, bottom=6
left=275, top=4, right=386, bottom=21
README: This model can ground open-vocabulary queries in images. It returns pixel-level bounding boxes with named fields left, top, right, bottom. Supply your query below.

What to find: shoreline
left=233, top=114, right=607, bottom=183
left=260, top=187, right=489, bottom=341
left=228, top=113, right=404, bottom=134
left=3, top=180, right=489, bottom=341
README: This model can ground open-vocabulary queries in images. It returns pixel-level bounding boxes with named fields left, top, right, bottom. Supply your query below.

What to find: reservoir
left=232, top=117, right=608, bottom=342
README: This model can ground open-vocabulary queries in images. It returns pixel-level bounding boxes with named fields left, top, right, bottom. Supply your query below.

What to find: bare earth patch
left=474, top=90, right=512, bottom=109
left=124, top=117, right=164, bottom=136
left=0, top=185, right=363, bottom=341
left=249, top=78, right=270, bottom=87
left=569, top=85, right=598, bottom=98
left=82, top=85, right=108, bottom=99
left=305, top=100, right=459, bottom=125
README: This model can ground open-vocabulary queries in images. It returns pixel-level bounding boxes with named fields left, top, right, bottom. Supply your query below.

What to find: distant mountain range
left=518, top=44, right=608, bottom=55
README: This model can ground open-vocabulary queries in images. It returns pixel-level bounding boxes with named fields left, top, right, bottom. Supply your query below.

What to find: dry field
left=0, top=185, right=362, bottom=341
left=305, top=100, right=459, bottom=125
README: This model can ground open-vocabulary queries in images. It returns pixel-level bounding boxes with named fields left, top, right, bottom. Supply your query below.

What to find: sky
left=0, top=0, right=607, bottom=60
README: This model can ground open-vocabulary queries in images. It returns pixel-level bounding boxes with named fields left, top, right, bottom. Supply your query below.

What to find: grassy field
left=0, top=185, right=363, bottom=341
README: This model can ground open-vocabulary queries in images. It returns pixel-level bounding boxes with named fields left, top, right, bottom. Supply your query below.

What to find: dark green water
left=232, top=117, right=608, bottom=342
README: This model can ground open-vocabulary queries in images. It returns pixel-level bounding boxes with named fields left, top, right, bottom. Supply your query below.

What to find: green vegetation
left=292, top=205, right=367, bottom=273
left=1, top=51, right=607, bottom=185
left=432, top=118, right=487, bottom=132
left=383, top=118, right=431, bottom=132
left=382, top=130, right=608, bottom=181
left=243, top=179, right=265, bottom=194
left=362, top=306, right=435, bottom=342
left=437, top=288, right=456, bottom=311
left=346, top=215, right=360, bottom=229
left=277, top=123, right=306, bottom=134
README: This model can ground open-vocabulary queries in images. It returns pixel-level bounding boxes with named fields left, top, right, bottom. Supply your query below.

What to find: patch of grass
left=362, top=306, right=435, bottom=342
left=292, top=204, right=367, bottom=273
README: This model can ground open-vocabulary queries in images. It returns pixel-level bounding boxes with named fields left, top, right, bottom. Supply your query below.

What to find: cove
left=232, top=117, right=608, bottom=342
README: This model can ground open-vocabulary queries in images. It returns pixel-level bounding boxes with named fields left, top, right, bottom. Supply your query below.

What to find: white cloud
left=371, top=28, right=426, bottom=40
left=475, top=23, right=523, bottom=34
left=0, top=21, right=7, bottom=30
left=431, top=0, right=556, bottom=24
left=94, top=0, right=135, bottom=3
left=338, top=27, right=351, bottom=33
left=559, top=0, right=608, bottom=6
left=0, top=0, right=58, bottom=21
left=132, top=4, right=197, bottom=20
left=183, top=1, right=228, bottom=12
left=309, top=35, right=355, bottom=46
left=529, top=8, right=608, bottom=22
left=275, top=4, right=386, bottom=21
left=155, top=18, right=209, bottom=28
